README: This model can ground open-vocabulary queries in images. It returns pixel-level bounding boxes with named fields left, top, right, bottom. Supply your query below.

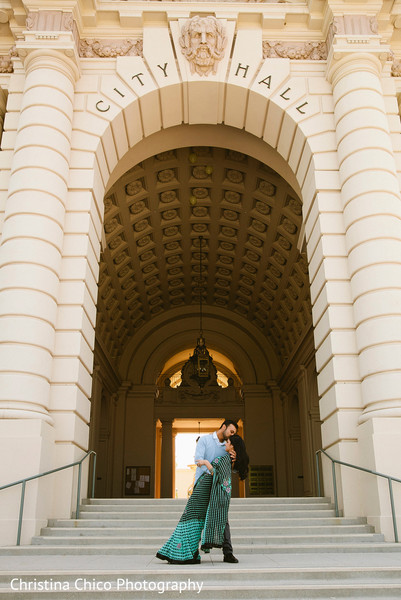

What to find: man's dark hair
left=220, top=419, right=238, bottom=431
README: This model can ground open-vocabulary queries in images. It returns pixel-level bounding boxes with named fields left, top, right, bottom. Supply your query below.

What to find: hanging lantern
left=189, top=195, right=197, bottom=206
left=196, top=336, right=210, bottom=380
left=189, top=152, right=197, bottom=164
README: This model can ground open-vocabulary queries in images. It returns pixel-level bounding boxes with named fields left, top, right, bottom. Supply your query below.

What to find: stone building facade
left=0, top=0, right=401, bottom=545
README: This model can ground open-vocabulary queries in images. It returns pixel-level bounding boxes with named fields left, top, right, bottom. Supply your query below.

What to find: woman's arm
left=195, top=459, right=214, bottom=474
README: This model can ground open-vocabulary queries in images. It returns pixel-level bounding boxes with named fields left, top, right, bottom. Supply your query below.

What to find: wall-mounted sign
left=125, top=466, right=151, bottom=496
left=249, top=465, right=274, bottom=496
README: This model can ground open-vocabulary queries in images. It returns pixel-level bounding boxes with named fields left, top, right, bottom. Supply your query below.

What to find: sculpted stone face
left=180, top=16, right=227, bottom=77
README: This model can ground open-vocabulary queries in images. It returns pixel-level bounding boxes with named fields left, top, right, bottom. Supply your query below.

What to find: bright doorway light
left=175, top=433, right=199, bottom=498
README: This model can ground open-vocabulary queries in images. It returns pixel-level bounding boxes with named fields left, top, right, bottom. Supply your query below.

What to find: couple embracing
left=156, top=419, right=249, bottom=565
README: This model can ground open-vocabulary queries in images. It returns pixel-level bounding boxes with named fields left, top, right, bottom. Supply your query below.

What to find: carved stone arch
left=119, top=305, right=277, bottom=385
left=70, top=71, right=334, bottom=391
left=78, top=67, right=331, bottom=213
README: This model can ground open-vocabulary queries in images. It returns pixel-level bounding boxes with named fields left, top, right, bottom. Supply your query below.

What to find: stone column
left=160, top=419, right=173, bottom=498
left=0, top=49, right=78, bottom=422
left=327, top=37, right=401, bottom=537
left=269, top=384, right=289, bottom=496
left=0, top=48, right=79, bottom=544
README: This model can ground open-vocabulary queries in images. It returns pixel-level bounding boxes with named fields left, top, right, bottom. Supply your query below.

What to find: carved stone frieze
left=263, top=41, right=327, bottom=60
left=79, top=39, right=143, bottom=58
left=0, top=46, right=17, bottom=73
left=180, top=15, right=227, bottom=76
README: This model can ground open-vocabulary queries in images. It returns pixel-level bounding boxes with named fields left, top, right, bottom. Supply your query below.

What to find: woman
left=156, top=434, right=249, bottom=564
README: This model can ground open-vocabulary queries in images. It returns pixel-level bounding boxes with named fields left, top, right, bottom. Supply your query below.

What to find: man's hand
left=229, top=449, right=236, bottom=461
left=196, top=459, right=213, bottom=473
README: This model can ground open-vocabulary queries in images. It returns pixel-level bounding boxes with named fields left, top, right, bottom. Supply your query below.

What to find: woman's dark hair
left=229, top=434, right=249, bottom=480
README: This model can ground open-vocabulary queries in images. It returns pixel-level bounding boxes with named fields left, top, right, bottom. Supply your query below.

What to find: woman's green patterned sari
left=156, top=453, right=232, bottom=564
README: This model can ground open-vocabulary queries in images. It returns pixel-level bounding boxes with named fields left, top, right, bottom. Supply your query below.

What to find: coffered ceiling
left=97, top=146, right=312, bottom=368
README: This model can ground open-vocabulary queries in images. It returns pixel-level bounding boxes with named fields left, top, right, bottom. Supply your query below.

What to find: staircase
left=14, top=496, right=398, bottom=554
left=1, top=497, right=401, bottom=598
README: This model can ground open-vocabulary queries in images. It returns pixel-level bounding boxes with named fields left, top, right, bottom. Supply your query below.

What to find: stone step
left=2, top=566, right=401, bottom=599
left=76, top=509, right=338, bottom=519
left=31, top=533, right=385, bottom=546
left=78, top=503, right=335, bottom=513
left=83, top=497, right=332, bottom=505
left=39, top=524, right=375, bottom=536
left=2, top=566, right=401, bottom=586
left=47, top=516, right=368, bottom=528
left=2, top=543, right=400, bottom=556
left=3, top=497, right=400, bottom=599
left=2, top=580, right=401, bottom=599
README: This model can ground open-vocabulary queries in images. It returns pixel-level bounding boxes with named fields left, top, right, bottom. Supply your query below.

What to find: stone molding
left=26, top=10, right=74, bottom=32
left=25, top=10, right=79, bottom=49
left=332, top=15, right=378, bottom=36
left=263, top=41, right=327, bottom=60
left=157, top=386, right=243, bottom=405
left=326, top=15, right=379, bottom=55
left=79, top=38, right=143, bottom=58
left=113, top=0, right=293, bottom=2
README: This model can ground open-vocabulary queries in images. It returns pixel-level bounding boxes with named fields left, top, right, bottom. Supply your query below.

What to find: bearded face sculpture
left=180, top=16, right=227, bottom=77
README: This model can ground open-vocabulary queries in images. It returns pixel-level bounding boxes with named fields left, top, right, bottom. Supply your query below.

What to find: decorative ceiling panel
left=97, top=147, right=312, bottom=364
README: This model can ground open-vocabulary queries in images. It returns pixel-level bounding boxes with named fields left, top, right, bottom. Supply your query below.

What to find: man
left=194, top=419, right=239, bottom=563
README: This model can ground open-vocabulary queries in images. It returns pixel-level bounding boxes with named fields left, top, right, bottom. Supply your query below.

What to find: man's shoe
left=223, top=553, right=239, bottom=563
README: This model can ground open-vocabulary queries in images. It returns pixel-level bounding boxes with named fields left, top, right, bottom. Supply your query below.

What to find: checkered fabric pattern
left=156, top=453, right=232, bottom=564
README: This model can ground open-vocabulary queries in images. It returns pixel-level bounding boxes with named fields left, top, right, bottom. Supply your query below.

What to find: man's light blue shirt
left=194, top=431, right=226, bottom=483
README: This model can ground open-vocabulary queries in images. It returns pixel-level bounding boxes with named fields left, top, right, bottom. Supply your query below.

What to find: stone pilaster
left=242, top=383, right=280, bottom=496
left=125, top=385, right=156, bottom=496
left=0, top=88, right=6, bottom=145
left=111, top=382, right=131, bottom=496
left=297, top=366, right=314, bottom=496
left=160, top=419, right=173, bottom=498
